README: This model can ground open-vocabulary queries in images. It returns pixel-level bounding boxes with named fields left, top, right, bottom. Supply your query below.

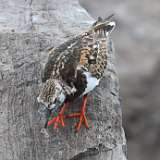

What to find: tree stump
left=0, top=0, right=127, bottom=159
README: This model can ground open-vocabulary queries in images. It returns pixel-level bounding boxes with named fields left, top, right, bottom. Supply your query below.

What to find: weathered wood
left=0, top=0, right=127, bottom=159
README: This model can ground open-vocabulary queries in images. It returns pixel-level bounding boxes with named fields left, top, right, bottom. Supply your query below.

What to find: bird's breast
left=83, top=71, right=100, bottom=95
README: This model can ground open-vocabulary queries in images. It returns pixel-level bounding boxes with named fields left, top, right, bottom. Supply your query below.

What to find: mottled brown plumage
left=42, top=16, right=115, bottom=83
left=38, top=15, right=116, bottom=115
left=43, top=35, right=107, bottom=82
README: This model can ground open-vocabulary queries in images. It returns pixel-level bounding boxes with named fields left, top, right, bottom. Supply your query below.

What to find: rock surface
left=0, top=0, right=126, bottom=159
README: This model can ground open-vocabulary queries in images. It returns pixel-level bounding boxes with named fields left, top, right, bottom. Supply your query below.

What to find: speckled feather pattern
left=42, top=33, right=108, bottom=83
left=38, top=79, right=59, bottom=105
left=79, top=36, right=108, bottom=79
left=40, top=18, right=115, bottom=105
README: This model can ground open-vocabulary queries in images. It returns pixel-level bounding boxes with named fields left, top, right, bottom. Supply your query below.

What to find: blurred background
left=80, top=0, right=160, bottom=160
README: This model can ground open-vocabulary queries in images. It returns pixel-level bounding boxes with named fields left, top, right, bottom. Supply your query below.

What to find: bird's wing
left=42, top=35, right=83, bottom=83
left=42, top=33, right=99, bottom=94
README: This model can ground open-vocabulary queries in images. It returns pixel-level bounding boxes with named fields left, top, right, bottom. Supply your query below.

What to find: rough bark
left=0, top=0, right=127, bottom=160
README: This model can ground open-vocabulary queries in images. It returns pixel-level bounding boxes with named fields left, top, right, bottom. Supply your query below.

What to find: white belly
left=83, top=72, right=100, bottom=95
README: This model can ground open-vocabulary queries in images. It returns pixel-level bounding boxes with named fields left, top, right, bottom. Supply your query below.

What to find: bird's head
left=88, top=14, right=116, bottom=37
left=37, top=79, right=66, bottom=111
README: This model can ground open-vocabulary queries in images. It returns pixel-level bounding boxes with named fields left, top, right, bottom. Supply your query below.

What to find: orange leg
left=74, top=95, right=89, bottom=132
left=47, top=95, right=90, bottom=132
left=47, top=102, right=69, bottom=129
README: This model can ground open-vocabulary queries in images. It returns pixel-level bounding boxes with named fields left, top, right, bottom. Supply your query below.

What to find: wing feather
left=42, top=33, right=99, bottom=86
left=42, top=36, right=83, bottom=83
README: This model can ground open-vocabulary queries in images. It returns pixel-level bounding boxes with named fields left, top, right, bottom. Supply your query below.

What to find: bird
left=37, top=15, right=116, bottom=132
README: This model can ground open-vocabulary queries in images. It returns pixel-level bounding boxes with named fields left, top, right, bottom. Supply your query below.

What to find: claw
left=75, top=95, right=89, bottom=132
left=47, top=102, right=69, bottom=129
left=47, top=95, right=90, bottom=132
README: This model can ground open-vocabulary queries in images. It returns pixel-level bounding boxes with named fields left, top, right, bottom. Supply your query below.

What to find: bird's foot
left=71, top=112, right=89, bottom=132
left=76, top=95, right=89, bottom=132
left=47, top=102, right=69, bottom=129
left=68, top=95, right=89, bottom=132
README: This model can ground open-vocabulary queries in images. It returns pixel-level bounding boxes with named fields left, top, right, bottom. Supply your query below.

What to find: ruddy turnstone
left=37, top=15, right=116, bottom=132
